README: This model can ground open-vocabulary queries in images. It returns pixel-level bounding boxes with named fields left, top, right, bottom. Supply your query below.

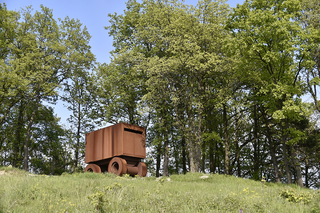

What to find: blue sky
left=3, top=0, right=245, bottom=127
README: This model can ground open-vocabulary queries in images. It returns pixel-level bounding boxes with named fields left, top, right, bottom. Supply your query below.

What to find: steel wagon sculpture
left=84, top=123, right=147, bottom=177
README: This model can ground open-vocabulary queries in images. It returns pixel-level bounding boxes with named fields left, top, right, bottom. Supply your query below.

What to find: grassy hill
left=0, top=166, right=319, bottom=213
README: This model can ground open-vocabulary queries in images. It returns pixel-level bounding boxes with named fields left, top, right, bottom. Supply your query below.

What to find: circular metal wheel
left=108, top=157, right=127, bottom=176
left=137, top=162, right=147, bottom=177
left=84, top=164, right=101, bottom=173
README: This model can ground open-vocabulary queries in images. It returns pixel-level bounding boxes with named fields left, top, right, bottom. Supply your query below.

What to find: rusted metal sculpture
left=84, top=123, right=147, bottom=177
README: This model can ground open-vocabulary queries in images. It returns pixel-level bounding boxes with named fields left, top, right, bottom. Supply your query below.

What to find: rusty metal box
left=85, top=123, right=146, bottom=164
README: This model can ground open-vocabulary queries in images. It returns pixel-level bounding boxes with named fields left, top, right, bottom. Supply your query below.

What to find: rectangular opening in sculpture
left=124, top=128, right=143, bottom=134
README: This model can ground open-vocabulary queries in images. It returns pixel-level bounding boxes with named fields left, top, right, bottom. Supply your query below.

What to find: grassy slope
left=0, top=166, right=319, bottom=213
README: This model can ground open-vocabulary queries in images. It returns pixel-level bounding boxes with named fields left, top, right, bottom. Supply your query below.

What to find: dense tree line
left=0, top=4, right=97, bottom=174
left=1, top=0, right=320, bottom=188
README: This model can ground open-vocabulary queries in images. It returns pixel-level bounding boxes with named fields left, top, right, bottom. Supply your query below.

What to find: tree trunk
left=223, top=104, right=230, bottom=175
left=187, top=152, right=191, bottom=172
left=75, top=101, right=81, bottom=170
left=282, top=119, right=292, bottom=184
left=253, top=105, right=260, bottom=180
left=188, top=135, right=201, bottom=173
left=234, top=109, right=241, bottom=177
left=269, top=142, right=281, bottom=182
left=14, top=101, right=24, bottom=167
left=186, top=75, right=202, bottom=173
left=174, top=145, right=179, bottom=174
left=305, top=158, right=309, bottom=188
left=291, top=147, right=304, bottom=187
left=187, top=113, right=200, bottom=172
left=283, top=143, right=292, bottom=184
left=156, top=143, right=161, bottom=177
left=235, top=142, right=241, bottom=177
left=209, top=141, right=215, bottom=173
left=201, top=142, right=205, bottom=173
left=162, top=134, right=169, bottom=176
left=260, top=105, right=281, bottom=182
left=188, top=138, right=196, bottom=173
left=197, top=78, right=203, bottom=173
left=161, top=106, right=169, bottom=176
left=182, top=136, right=187, bottom=174
left=0, top=137, right=3, bottom=155
left=24, top=93, right=40, bottom=171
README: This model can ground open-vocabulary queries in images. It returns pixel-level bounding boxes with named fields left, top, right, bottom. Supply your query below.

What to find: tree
left=62, top=69, right=99, bottom=170
left=0, top=4, right=27, bottom=128
left=140, top=0, right=232, bottom=173
left=227, top=0, right=314, bottom=186
left=99, top=0, right=149, bottom=127
left=104, top=0, right=234, bottom=174
left=0, top=5, right=94, bottom=171
left=300, top=0, right=320, bottom=112
left=59, top=17, right=96, bottom=170
left=100, top=0, right=320, bottom=186
left=30, top=106, right=71, bottom=175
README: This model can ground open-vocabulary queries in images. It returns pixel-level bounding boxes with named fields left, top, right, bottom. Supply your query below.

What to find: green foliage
left=62, top=69, right=98, bottom=170
left=3, top=0, right=320, bottom=196
left=98, top=0, right=148, bottom=126
left=97, top=60, right=147, bottom=125
left=202, top=132, right=222, bottom=143
left=279, top=188, right=314, bottom=204
left=99, top=0, right=320, bottom=187
left=104, top=0, right=234, bottom=173
left=58, top=14, right=97, bottom=170
left=227, top=0, right=311, bottom=119
left=0, top=3, right=94, bottom=172
left=88, top=183, right=123, bottom=213
left=224, top=0, right=319, bottom=186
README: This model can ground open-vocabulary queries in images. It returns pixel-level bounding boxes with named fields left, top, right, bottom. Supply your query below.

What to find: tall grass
left=0, top=166, right=319, bottom=212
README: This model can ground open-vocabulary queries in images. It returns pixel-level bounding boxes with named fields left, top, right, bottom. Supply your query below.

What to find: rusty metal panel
left=85, top=126, right=113, bottom=163
left=95, top=129, right=103, bottom=160
left=113, top=123, right=123, bottom=156
left=85, top=122, right=146, bottom=163
left=103, top=127, right=113, bottom=159
left=85, top=131, right=94, bottom=163
left=134, top=131, right=146, bottom=158
left=122, top=123, right=146, bottom=158
left=123, top=130, right=135, bottom=156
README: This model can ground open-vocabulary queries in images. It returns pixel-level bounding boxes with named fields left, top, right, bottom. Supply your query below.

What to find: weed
left=159, top=177, right=165, bottom=185
left=279, top=188, right=314, bottom=204
left=122, top=173, right=130, bottom=178
left=88, top=182, right=123, bottom=212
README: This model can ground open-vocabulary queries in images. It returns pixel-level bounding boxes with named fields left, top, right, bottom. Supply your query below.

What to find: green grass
left=0, top=166, right=320, bottom=212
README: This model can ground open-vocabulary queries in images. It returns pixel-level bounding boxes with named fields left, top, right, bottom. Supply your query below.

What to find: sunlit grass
left=0, top=166, right=319, bottom=212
